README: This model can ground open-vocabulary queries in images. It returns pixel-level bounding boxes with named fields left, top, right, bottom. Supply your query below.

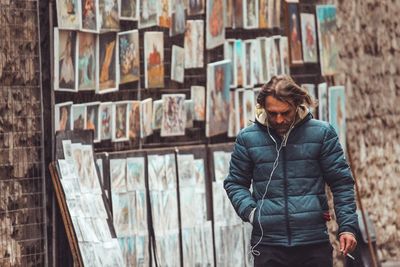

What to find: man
left=224, top=75, right=358, bottom=266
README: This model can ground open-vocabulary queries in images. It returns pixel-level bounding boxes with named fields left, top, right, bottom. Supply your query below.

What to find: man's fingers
left=339, top=235, right=346, bottom=253
left=340, top=234, right=357, bottom=255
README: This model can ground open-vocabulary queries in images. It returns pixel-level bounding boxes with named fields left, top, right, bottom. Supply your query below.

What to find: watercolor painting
left=318, top=82, right=328, bottom=121
left=80, top=0, right=99, bottom=32
left=206, top=0, right=225, bottom=49
left=57, top=0, right=80, bottom=29
left=54, top=29, right=77, bottom=91
left=99, top=0, right=119, bottom=31
left=144, top=32, right=164, bottom=88
left=170, top=0, right=186, bottom=36
left=128, top=101, right=141, bottom=141
left=118, top=30, right=140, bottom=84
left=161, top=94, right=186, bottom=136
left=184, top=20, right=204, bottom=69
left=300, top=12, right=318, bottom=63
left=112, top=101, right=129, bottom=141
left=286, top=0, right=303, bottom=64
left=152, top=99, right=163, bottom=130
left=86, top=102, right=100, bottom=141
left=139, top=0, right=157, bottom=28
left=99, top=102, right=113, bottom=140
left=243, top=0, right=258, bottom=29
left=119, top=0, right=139, bottom=20
left=158, top=0, right=171, bottom=28
left=97, top=32, right=118, bottom=93
left=140, top=98, right=153, bottom=138
left=191, top=86, right=205, bottom=121
left=171, top=45, right=185, bottom=83
left=77, top=32, right=96, bottom=90
left=71, top=104, right=86, bottom=130
left=329, top=86, right=346, bottom=151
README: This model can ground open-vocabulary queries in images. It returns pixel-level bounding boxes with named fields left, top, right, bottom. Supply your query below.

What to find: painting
left=228, top=90, right=237, bottom=137
left=243, top=40, right=253, bottom=88
left=316, top=5, right=338, bottom=76
left=193, top=158, right=205, bottom=186
left=152, top=99, right=163, bottom=130
left=234, top=39, right=244, bottom=86
left=80, top=0, right=98, bottom=32
left=225, top=0, right=233, bottom=28
left=144, top=32, right=164, bottom=88
left=318, top=82, right=328, bottom=122
left=236, top=88, right=245, bottom=130
left=112, top=101, right=129, bottom=141
left=112, top=193, right=131, bottom=237
left=206, top=60, right=232, bottom=137
left=329, top=86, right=346, bottom=151
left=273, top=35, right=282, bottom=75
left=71, top=104, right=86, bottom=130
left=280, top=36, right=290, bottom=75
left=259, top=0, right=268, bottom=28
left=118, top=30, right=140, bottom=84
left=54, top=29, right=77, bottom=92
left=170, top=0, right=186, bottom=36
left=190, top=86, right=205, bottom=121
left=98, top=0, right=119, bottom=31
left=157, top=0, right=171, bottom=28
left=140, top=98, right=153, bottom=138
left=206, top=0, right=225, bottom=49
left=139, top=0, right=157, bottom=28
left=148, top=154, right=165, bottom=191
left=164, top=154, right=177, bottom=189
left=251, top=39, right=261, bottom=85
left=185, top=99, right=194, bottom=128
left=161, top=94, right=186, bottom=136
left=258, top=37, right=269, bottom=83
left=136, top=192, right=148, bottom=234
left=188, top=0, right=204, bottom=15
left=243, top=89, right=255, bottom=127
left=213, top=151, right=230, bottom=182
left=119, top=0, right=139, bottom=20
left=171, top=45, right=185, bottom=83
left=224, top=39, right=235, bottom=88
left=243, top=0, right=258, bottom=29
left=99, top=102, right=113, bottom=140
left=233, top=0, right=243, bottom=28
left=77, top=32, right=96, bottom=90
left=56, top=0, right=80, bottom=29
left=128, top=101, right=141, bottom=141
left=97, top=32, right=118, bottom=93
left=110, top=158, right=127, bottom=192
left=86, top=102, right=100, bottom=141
left=300, top=13, right=318, bottom=63
left=286, top=0, right=303, bottom=64
left=184, top=20, right=204, bottom=69
left=126, top=157, right=145, bottom=191
left=266, top=37, right=276, bottom=77
left=55, top=101, right=73, bottom=132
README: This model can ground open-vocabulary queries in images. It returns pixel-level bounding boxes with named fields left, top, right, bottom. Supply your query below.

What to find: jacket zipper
left=283, top=147, right=292, bottom=246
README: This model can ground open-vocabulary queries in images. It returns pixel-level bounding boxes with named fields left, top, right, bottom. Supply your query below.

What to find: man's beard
left=268, top=121, right=292, bottom=135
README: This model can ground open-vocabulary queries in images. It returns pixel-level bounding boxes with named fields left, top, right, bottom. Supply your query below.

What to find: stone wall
left=323, top=0, right=400, bottom=263
left=0, top=1, right=46, bottom=266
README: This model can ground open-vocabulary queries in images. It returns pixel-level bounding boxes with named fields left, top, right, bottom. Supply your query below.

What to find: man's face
left=265, top=96, right=297, bottom=136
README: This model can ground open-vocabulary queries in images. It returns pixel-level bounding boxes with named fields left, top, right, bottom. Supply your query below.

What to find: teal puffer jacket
left=224, top=113, right=358, bottom=246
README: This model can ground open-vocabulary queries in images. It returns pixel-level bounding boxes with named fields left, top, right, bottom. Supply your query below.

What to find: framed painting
left=117, top=30, right=140, bottom=84
left=300, top=12, right=318, bottom=63
left=97, top=32, right=118, bottom=93
left=80, top=0, right=99, bottom=32
left=112, top=101, right=129, bottom=142
left=285, top=0, right=303, bottom=65
left=98, top=0, right=119, bottom=31
left=99, top=102, right=113, bottom=140
left=144, top=32, right=164, bottom=88
left=77, top=32, right=96, bottom=91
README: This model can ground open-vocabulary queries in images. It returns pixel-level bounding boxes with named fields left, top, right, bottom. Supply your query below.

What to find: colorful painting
left=300, top=13, right=318, bottom=63
left=243, top=0, right=258, bottom=29
left=112, top=101, right=129, bottom=141
left=188, top=0, right=204, bottom=15
left=119, top=0, right=139, bottom=20
left=144, top=32, right=164, bottom=88
left=329, top=86, right=346, bottom=151
left=99, top=0, right=119, bottom=31
left=80, top=0, right=98, bottom=32
left=190, top=86, right=205, bottom=121
left=170, top=0, right=186, bottom=36
left=140, top=98, right=153, bottom=138
left=171, top=45, right=185, bottom=83
left=99, top=102, right=113, bottom=140
left=97, top=32, right=117, bottom=93
left=316, top=5, right=338, bottom=76
left=118, top=30, right=140, bottom=84
left=77, top=32, right=96, bottom=90
left=157, top=0, right=171, bottom=28
left=206, top=0, right=225, bottom=49
left=184, top=20, right=204, bottom=69
left=161, top=94, right=186, bottom=137
left=86, top=102, right=100, bottom=141
left=206, top=60, right=232, bottom=137
left=71, top=104, right=86, bottom=130
left=128, top=101, right=141, bottom=141
left=56, top=0, right=80, bottom=29
left=55, top=101, right=73, bottom=132
left=152, top=99, right=163, bottom=130
left=54, top=29, right=77, bottom=91
left=139, top=0, right=157, bottom=28
left=234, top=39, right=244, bottom=86
left=318, top=82, right=328, bottom=122
left=286, top=0, right=303, bottom=64
left=259, top=0, right=268, bottom=28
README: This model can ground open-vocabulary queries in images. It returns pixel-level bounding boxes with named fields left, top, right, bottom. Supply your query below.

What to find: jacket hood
left=255, top=103, right=310, bottom=128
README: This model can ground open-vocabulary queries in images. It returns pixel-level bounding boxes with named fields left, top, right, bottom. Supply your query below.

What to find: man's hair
left=256, top=75, right=317, bottom=108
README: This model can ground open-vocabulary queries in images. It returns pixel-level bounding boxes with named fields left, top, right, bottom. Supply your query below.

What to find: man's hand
left=339, top=233, right=357, bottom=256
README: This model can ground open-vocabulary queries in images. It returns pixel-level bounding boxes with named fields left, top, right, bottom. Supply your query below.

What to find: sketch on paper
left=126, top=157, right=145, bottom=191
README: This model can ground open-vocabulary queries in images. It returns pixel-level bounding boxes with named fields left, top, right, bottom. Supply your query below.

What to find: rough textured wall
left=0, top=1, right=46, bottom=266
left=328, top=0, right=400, bottom=263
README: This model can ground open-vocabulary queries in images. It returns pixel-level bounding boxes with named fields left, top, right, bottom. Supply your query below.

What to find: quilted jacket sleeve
left=320, top=125, right=359, bottom=236
left=224, top=131, right=257, bottom=222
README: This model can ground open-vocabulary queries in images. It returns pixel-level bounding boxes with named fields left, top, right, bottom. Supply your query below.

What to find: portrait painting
left=233, top=0, right=243, bottom=28
left=250, top=39, right=261, bottom=85
left=329, top=86, right=346, bottom=150
left=128, top=100, right=141, bottom=141
left=185, top=100, right=194, bottom=128
left=171, top=45, right=185, bottom=83
left=243, top=40, right=253, bottom=88
left=54, top=29, right=77, bottom=92
left=206, top=60, right=232, bottom=137
left=243, top=0, right=258, bottom=29
left=86, top=102, right=100, bottom=141
left=170, top=0, right=186, bottom=36
left=71, top=104, right=86, bottom=130
left=273, top=35, right=282, bottom=75
left=98, top=0, right=119, bottom=31
left=300, top=13, right=318, bottom=63
left=188, top=0, right=204, bottom=15
left=139, top=0, right=158, bottom=28
left=157, top=0, right=171, bottom=28
left=140, top=98, right=153, bottom=138
left=318, top=82, right=328, bottom=121
left=184, top=20, right=204, bottom=69
left=80, top=0, right=98, bottom=32
left=77, top=32, right=96, bottom=90
left=112, top=101, right=129, bottom=141
left=97, top=32, right=118, bottom=93
left=234, top=39, right=244, bottom=86
left=151, top=100, right=163, bottom=130
left=190, top=86, right=205, bottom=121
left=144, top=32, right=164, bottom=88
left=206, top=0, right=225, bottom=49
left=110, top=158, right=127, bottom=192
left=316, top=5, right=338, bottom=76
left=119, top=0, right=139, bottom=20
left=161, top=94, right=186, bottom=137
left=126, top=157, right=145, bottom=191
left=99, top=102, right=113, bottom=140
left=57, top=0, right=80, bottom=29
left=286, top=0, right=303, bottom=64
left=259, top=0, right=268, bottom=28
left=243, top=89, right=255, bottom=127
left=224, top=39, right=235, bottom=87
left=55, top=101, right=73, bottom=132
left=111, top=193, right=131, bottom=237
left=280, top=36, right=290, bottom=75
left=118, top=30, right=140, bottom=84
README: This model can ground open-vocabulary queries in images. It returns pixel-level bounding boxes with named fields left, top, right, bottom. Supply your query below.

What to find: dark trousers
left=253, top=242, right=333, bottom=267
